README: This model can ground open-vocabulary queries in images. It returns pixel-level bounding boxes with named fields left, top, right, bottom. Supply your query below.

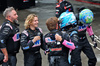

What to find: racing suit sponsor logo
left=32, top=40, right=41, bottom=47
left=12, top=32, right=20, bottom=42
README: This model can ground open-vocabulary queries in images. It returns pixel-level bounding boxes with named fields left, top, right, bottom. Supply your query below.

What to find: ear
left=6, top=15, right=12, bottom=22
left=29, top=21, right=31, bottom=25
left=6, top=15, right=10, bottom=18
left=56, top=23, right=58, bottom=29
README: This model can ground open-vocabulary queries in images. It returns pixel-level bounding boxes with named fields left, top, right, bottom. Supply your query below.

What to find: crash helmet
left=59, top=11, right=77, bottom=28
left=79, top=9, right=93, bottom=24
left=62, top=1, right=74, bottom=12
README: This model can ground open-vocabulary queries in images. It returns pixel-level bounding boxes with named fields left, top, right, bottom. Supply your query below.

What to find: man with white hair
left=0, top=7, right=20, bottom=66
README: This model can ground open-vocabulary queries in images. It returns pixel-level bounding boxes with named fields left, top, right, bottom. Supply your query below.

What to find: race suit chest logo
left=78, top=25, right=87, bottom=32
left=12, top=32, right=20, bottom=42
left=45, top=37, right=62, bottom=51
left=45, top=37, right=55, bottom=43
left=32, top=40, right=41, bottom=47
left=45, top=37, right=61, bottom=45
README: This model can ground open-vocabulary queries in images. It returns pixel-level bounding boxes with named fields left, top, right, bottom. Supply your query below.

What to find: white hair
left=3, top=7, right=15, bottom=18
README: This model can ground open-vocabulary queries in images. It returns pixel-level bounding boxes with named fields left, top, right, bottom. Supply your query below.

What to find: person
left=44, top=17, right=76, bottom=66
left=70, top=7, right=97, bottom=66
left=55, top=0, right=74, bottom=18
left=20, top=14, right=47, bottom=66
left=0, top=7, right=20, bottom=66
left=58, top=11, right=79, bottom=65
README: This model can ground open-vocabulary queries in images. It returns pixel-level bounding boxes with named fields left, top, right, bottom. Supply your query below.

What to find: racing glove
left=90, top=35, right=97, bottom=48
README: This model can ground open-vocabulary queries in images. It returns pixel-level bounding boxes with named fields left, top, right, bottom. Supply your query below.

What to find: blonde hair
left=24, top=14, right=38, bottom=29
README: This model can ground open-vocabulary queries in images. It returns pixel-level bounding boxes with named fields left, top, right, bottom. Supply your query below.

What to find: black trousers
left=71, top=38, right=97, bottom=66
left=24, top=52, right=42, bottom=66
left=2, top=54, right=17, bottom=66
left=48, top=56, right=70, bottom=66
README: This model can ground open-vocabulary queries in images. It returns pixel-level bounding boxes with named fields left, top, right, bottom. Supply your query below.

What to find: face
left=30, top=16, right=39, bottom=28
left=8, top=10, right=18, bottom=22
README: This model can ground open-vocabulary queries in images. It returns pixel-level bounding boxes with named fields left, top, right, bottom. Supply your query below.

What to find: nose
left=37, top=20, right=39, bottom=24
left=17, top=14, right=18, bottom=18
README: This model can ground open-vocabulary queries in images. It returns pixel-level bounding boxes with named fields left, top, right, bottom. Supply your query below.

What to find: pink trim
left=86, top=26, right=94, bottom=36
left=22, top=30, right=28, bottom=36
left=32, top=44, right=41, bottom=47
left=45, top=37, right=55, bottom=43
left=32, top=40, right=41, bottom=47
left=62, top=40, right=75, bottom=50
left=38, top=27, right=43, bottom=33
left=0, top=26, right=2, bottom=29
left=12, top=32, right=20, bottom=42
left=6, top=24, right=13, bottom=30
left=78, top=28, right=86, bottom=32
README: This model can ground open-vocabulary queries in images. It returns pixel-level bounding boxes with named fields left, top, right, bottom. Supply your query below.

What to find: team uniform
left=71, top=23, right=97, bottom=66
left=20, top=27, right=46, bottom=66
left=0, top=19, right=20, bottom=66
left=44, top=29, right=76, bottom=66
left=71, top=8, right=97, bottom=66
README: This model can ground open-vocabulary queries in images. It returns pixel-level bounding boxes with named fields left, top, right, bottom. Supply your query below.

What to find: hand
left=44, top=49, right=50, bottom=55
left=93, top=41, right=97, bottom=48
left=55, top=34, right=62, bottom=42
left=1, top=48, right=8, bottom=63
left=3, top=55, right=8, bottom=63
left=32, top=36, right=40, bottom=43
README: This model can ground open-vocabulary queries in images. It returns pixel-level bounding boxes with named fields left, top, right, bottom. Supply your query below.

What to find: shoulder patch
left=0, top=40, right=4, bottom=44
left=70, top=31, right=77, bottom=37
left=38, top=27, right=43, bottom=33
left=0, top=25, right=2, bottom=29
left=22, top=30, right=28, bottom=36
left=5, top=23, right=13, bottom=30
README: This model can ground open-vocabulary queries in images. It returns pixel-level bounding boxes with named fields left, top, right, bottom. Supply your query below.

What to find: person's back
left=45, top=17, right=76, bottom=66
left=45, top=29, right=70, bottom=56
